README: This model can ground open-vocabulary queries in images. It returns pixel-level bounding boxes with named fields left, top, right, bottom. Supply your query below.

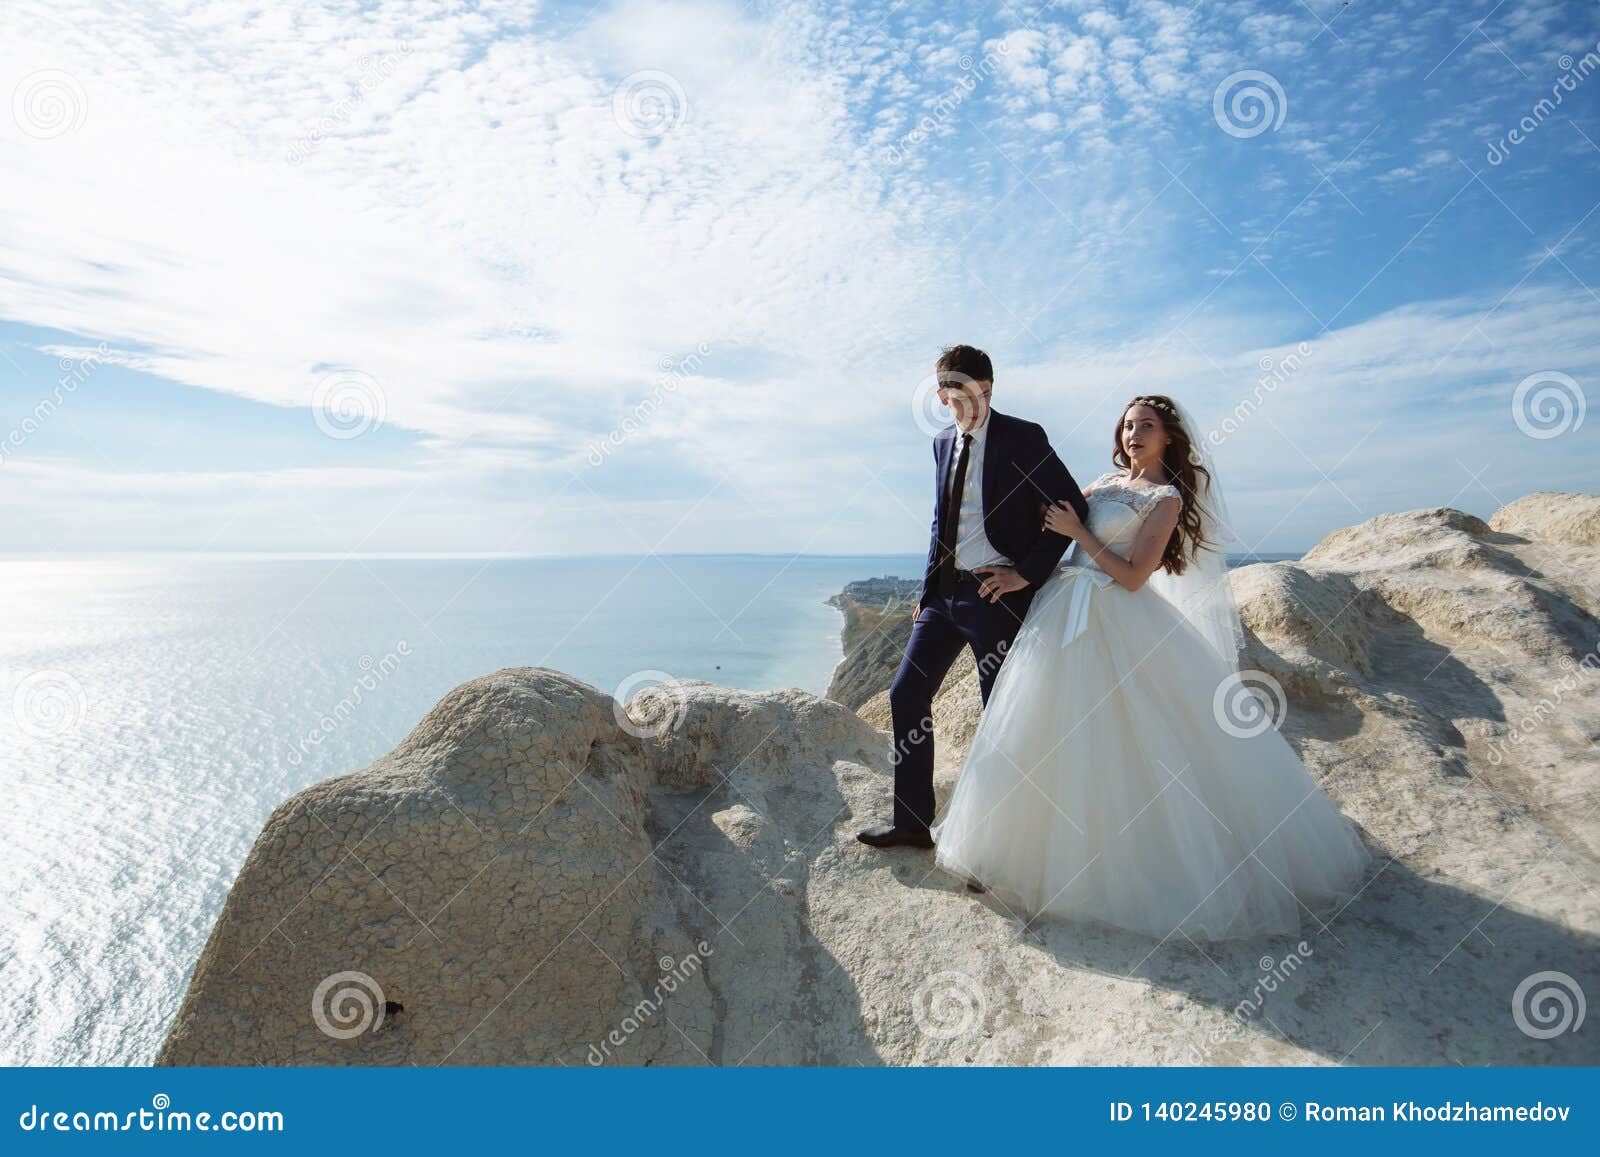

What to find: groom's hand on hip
left=974, top=565, right=1029, bottom=602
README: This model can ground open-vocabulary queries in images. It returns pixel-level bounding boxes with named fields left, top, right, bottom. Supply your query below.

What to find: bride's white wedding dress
left=933, top=471, right=1369, bottom=941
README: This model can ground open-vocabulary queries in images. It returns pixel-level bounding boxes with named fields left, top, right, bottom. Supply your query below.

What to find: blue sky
left=1, top=0, right=1596, bottom=555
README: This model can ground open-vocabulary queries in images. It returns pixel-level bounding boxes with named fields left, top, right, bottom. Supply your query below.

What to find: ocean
left=0, top=553, right=920, bottom=1065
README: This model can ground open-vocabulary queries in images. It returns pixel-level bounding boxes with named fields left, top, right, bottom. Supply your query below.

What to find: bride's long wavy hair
left=1111, top=395, right=1215, bottom=575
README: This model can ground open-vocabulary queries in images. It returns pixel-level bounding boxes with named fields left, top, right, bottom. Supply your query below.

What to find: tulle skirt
left=933, top=565, right=1369, bottom=941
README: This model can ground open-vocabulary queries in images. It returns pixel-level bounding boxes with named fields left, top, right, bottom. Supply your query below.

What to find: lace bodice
left=1087, top=470, right=1181, bottom=511
left=1064, top=471, right=1182, bottom=568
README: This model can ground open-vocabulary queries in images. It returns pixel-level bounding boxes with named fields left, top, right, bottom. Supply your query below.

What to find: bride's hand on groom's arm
left=1043, top=499, right=1085, bottom=539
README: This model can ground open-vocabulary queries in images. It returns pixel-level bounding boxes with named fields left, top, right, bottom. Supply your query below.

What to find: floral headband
left=1128, top=396, right=1179, bottom=418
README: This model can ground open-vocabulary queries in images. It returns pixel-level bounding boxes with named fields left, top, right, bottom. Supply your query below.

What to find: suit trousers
left=888, top=576, right=1035, bottom=832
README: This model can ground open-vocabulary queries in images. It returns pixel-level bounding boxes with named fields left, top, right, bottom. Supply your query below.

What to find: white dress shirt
left=947, top=419, right=1011, bottom=572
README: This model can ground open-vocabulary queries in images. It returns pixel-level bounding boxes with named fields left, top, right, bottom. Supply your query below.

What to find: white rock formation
left=161, top=495, right=1600, bottom=1066
left=159, top=673, right=891, bottom=1065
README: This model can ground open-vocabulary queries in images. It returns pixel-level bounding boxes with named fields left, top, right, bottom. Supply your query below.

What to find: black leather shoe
left=856, top=824, right=935, bottom=849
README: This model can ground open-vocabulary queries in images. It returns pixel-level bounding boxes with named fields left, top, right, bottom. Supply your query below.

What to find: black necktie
left=936, top=432, right=974, bottom=596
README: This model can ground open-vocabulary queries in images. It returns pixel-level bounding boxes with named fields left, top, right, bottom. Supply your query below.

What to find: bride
left=933, top=395, right=1368, bottom=941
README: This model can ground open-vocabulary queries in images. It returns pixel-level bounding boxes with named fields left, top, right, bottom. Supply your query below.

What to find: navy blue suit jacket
left=919, top=410, right=1090, bottom=609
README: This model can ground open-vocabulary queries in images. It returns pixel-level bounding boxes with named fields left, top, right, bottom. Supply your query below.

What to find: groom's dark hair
left=937, top=344, right=993, bottom=384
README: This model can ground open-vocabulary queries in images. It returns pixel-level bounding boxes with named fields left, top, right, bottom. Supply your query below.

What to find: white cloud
left=7, top=284, right=1592, bottom=553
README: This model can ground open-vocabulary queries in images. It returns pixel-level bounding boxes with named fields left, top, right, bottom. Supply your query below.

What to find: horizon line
left=0, top=548, right=1310, bottom=562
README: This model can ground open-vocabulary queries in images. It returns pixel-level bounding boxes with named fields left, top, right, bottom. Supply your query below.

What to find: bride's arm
left=1043, top=496, right=1180, bottom=592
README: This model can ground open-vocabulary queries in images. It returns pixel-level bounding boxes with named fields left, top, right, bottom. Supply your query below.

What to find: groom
left=858, top=345, right=1089, bottom=849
